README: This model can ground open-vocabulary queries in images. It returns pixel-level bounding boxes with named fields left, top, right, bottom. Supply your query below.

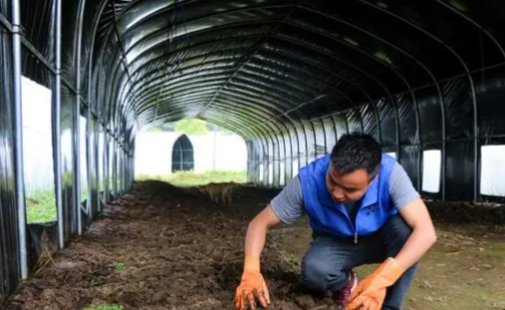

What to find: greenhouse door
left=172, top=134, right=194, bottom=172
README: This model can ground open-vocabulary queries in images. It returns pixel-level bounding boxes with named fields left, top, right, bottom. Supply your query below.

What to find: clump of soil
left=2, top=181, right=335, bottom=310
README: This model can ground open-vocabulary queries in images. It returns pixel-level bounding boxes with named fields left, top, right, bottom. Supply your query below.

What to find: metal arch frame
left=435, top=0, right=505, bottom=59
left=433, top=0, right=491, bottom=202
left=124, top=57, right=353, bottom=113
left=258, top=137, right=268, bottom=185
left=145, top=103, right=268, bottom=140
left=267, top=40, right=397, bottom=149
left=135, top=85, right=295, bottom=124
left=115, top=2, right=294, bottom=47
left=111, top=37, right=261, bottom=122
left=128, top=71, right=322, bottom=154
left=83, top=0, right=134, bottom=211
left=150, top=94, right=291, bottom=141
left=88, top=0, right=117, bottom=122
left=109, top=5, right=394, bottom=99
left=194, top=3, right=298, bottom=118
left=113, top=35, right=382, bottom=127
left=101, top=13, right=286, bottom=114
left=102, top=0, right=137, bottom=140
left=121, top=48, right=366, bottom=121
left=267, top=33, right=408, bottom=138
left=327, top=114, right=338, bottom=150
left=142, top=96, right=277, bottom=131
left=265, top=138, right=273, bottom=186
left=200, top=109, right=274, bottom=143
left=356, top=107, right=365, bottom=133
left=282, top=10, right=448, bottom=191
left=134, top=78, right=349, bottom=124
left=289, top=123, right=301, bottom=179
left=282, top=123, right=294, bottom=183
left=244, top=93, right=330, bottom=134
left=73, top=0, right=87, bottom=237
left=305, top=119, right=317, bottom=163
left=130, top=69, right=345, bottom=116
left=114, top=34, right=372, bottom=114
left=107, top=21, right=390, bottom=129
left=299, top=121, right=310, bottom=168
left=89, top=0, right=484, bottom=196
left=319, top=117, right=327, bottom=156
left=261, top=43, right=401, bottom=149
left=291, top=13, right=423, bottom=186
left=355, top=0, right=484, bottom=201
left=248, top=139, right=261, bottom=183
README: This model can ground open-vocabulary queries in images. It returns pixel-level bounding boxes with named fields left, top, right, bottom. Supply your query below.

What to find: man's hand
left=346, top=257, right=404, bottom=310
left=347, top=197, right=437, bottom=310
left=234, top=256, right=271, bottom=310
left=235, top=206, right=281, bottom=309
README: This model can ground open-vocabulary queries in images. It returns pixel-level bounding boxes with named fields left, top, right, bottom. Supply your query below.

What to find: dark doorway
left=172, top=134, right=194, bottom=172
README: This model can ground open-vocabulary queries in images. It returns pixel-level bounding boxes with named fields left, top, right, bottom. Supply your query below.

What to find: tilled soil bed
left=3, top=180, right=505, bottom=310
left=2, top=181, right=334, bottom=310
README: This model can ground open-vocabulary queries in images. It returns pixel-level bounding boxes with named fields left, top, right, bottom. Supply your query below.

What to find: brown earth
left=2, top=181, right=505, bottom=310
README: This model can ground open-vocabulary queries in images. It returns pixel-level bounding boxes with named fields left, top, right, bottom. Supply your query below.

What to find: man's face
left=326, top=165, right=374, bottom=204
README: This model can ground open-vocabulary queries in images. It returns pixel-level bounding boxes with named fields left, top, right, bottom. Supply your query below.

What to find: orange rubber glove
left=346, top=257, right=404, bottom=310
left=234, top=256, right=271, bottom=310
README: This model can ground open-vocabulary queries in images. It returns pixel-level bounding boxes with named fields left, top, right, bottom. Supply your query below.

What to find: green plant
left=115, top=262, right=125, bottom=271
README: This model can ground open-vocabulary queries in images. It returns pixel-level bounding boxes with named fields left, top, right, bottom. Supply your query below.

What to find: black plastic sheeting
left=1, top=0, right=505, bottom=303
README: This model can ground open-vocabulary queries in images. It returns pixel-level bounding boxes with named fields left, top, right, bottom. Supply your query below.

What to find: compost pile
left=3, top=181, right=337, bottom=310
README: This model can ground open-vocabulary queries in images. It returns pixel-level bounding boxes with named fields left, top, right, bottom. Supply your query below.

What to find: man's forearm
left=245, top=219, right=269, bottom=258
left=243, top=205, right=281, bottom=262
left=394, top=225, right=437, bottom=270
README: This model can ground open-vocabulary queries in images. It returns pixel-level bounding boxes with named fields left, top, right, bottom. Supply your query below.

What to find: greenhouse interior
left=0, top=0, right=504, bottom=309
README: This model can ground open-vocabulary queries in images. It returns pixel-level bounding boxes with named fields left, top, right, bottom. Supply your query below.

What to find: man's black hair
left=330, top=132, right=382, bottom=177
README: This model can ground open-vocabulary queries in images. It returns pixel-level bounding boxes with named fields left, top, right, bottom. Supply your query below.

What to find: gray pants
left=301, top=215, right=418, bottom=310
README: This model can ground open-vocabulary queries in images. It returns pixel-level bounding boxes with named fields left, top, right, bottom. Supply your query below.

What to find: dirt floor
left=2, top=181, right=505, bottom=310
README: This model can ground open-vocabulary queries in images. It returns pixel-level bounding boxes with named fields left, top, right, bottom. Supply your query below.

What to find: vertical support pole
left=113, top=139, right=117, bottom=197
left=104, top=133, right=109, bottom=202
left=74, top=0, right=86, bottom=236
left=320, top=117, right=327, bottom=155
left=86, top=108, right=92, bottom=220
left=440, top=94, right=446, bottom=201
left=472, top=84, right=479, bottom=203
left=286, top=124, right=293, bottom=182
left=75, top=100, right=82, bottom=235
left=96, top=120, right=100, bottom=213
left=54, top=0, right=64, bottom=249
left=310, top=120, right=317, bottom=161
left=11, top=0, right=28, bottom=280
left=294, top=125, right=301, bottom=176
left=392, top=97, right=401, bottom=162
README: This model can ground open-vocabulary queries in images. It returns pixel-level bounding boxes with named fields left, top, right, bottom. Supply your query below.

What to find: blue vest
left=298, top=153, right=397, bottom=242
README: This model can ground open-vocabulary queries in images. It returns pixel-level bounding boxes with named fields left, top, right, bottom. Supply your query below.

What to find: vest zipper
left=354, top=208, right=360, bottom=244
